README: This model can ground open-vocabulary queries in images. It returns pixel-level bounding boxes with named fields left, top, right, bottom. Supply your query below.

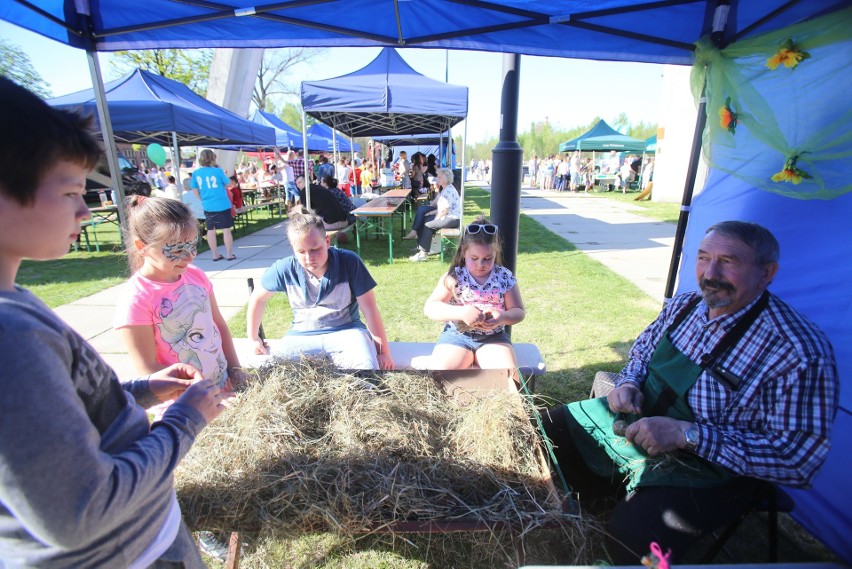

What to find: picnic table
left=352, top=194, right=408, bottom=264
left=76, top=204, right=120, bottom=252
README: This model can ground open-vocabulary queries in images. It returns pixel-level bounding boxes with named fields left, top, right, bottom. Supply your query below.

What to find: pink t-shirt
left=114, top=265, right=228, bottom=387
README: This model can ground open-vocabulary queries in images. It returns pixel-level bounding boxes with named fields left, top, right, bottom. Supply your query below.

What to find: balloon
left=146, top=143, right=167, bottom=167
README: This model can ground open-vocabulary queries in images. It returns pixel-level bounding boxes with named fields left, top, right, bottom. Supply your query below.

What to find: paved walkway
left=53, top=186, right=676, bottom=378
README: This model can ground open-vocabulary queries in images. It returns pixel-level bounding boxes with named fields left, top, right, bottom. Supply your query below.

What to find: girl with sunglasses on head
left=115, top=196, right=247, bottom=397
left=423, top=216, right=526, bottom=370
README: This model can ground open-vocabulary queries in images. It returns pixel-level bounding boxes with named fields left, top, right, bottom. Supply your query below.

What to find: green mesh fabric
left=690, top=7, right=852, bottom=200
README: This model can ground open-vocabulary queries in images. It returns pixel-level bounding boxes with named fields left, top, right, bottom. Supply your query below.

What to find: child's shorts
left=437, top=326, right=511, bottom=353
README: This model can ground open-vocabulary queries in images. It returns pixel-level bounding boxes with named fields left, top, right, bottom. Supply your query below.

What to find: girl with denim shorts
left=423, top=216, right=526, bottom=370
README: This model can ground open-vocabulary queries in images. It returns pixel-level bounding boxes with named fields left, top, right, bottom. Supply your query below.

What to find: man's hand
left=607, top=383, right=643, bottom=414
left=625, top=417, right=692, bottom=456
left=148, top=363, right=203, bottom=402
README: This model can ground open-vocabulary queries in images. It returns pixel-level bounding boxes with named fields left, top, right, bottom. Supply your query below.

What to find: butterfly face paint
left=162, top=238, right=198, bottom=262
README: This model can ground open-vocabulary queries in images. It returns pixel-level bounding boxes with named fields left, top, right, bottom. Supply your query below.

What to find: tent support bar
left=563, top=20, right=695, bottom=51
left=86, top=48, right=127, bottom=228
left=12, top=0, right=82, bottom=35
left=99, top=0, right=395, bottom=43
left=733, top=0, right=801, bottom=42
left=663, top=91, right=707, bottom=301
left=571, top=0, right=701, bottom=20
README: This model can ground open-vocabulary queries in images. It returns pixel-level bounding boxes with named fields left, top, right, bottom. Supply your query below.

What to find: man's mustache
left=700, top=278, right=735, bottom=292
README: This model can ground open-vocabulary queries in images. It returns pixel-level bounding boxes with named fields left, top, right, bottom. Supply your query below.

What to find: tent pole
left=490, top=52, right=523, bottom=280
left=85, top=49, right=127, bottom=227
left=332, top=128, right=338, bottom=171
left=461, top=120, right=467, bottom=202
left=171, top=131, right=182, bottom=190
left=663, top=91, right=707, bottom=301
left=302, top=108, right=311, bottom=210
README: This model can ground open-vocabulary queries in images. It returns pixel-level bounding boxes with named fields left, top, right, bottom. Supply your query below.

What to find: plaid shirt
left=289, top=158, right=313, bottom=180
left=618, top=291, right=838, bottom=487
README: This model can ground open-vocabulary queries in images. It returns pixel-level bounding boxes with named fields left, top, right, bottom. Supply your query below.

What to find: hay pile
left=175, top=358, right=574, bottom=539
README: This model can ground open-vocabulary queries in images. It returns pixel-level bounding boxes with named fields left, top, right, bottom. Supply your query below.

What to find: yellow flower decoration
left=766, top=38, right=811, bottom=70
left=718, top=97, right=738, bottom=134
left=771, top=155, right=812, bottom=185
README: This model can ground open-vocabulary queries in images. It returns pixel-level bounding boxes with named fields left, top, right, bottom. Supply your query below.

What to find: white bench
left=231, top=338, right=546, bottom=391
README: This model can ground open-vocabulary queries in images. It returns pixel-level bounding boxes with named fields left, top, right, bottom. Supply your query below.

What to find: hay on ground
left=175, top=357, right=585, bottom=547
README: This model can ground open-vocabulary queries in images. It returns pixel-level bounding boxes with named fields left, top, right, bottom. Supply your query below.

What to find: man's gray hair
left=705, top=221, right=780, bottom=265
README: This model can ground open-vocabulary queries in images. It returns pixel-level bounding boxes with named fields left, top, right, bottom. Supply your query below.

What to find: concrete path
left=517, top=188, right=676, bottom=302
left=52, top=186, right=676, bottom=378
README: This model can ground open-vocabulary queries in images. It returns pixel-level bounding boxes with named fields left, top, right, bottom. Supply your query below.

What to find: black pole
left=663, top=89, right=707, bottom=301
left=490, top=53, right=523, bottom=276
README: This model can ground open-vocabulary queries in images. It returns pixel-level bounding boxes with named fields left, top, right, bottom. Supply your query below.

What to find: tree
left=110, top=49, right=213, bottom=95
left=253, top=48, right=325, bottom=112
left=0, top=39, right=51, bottom=98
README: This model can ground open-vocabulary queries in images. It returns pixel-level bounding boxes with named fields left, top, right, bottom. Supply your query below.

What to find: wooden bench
left=437, top=227, right=461, bottom=262
left=326, top=222, right=355, bottom=248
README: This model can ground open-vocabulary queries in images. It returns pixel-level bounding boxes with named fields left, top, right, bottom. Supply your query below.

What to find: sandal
left=226, top=255, right=237, bottom=261
left=212, top=256, right=224, bottom=262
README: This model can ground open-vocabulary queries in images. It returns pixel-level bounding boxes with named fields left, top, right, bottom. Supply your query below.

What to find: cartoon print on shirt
left=157, top=283, right=227, bottom=385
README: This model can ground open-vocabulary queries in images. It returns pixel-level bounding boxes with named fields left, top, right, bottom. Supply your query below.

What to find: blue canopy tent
left=558, top=120, right=647, bottom=153
left=645, top=135, right=657, bottom=153
left=213, top=110, right=331, bottom=153
left=4, top=1, right=851, bottom=561
left=301, top=48, right=468, bottom=138
left=306, top=123, right=357, bottom=153
left=47, top=69, right=275, bottom=147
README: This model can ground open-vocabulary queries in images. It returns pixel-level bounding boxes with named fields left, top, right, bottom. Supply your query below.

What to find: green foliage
left=465, top=115, right=657, bottom=161
left=0, top=39, right=51, bottom=98
left=110, top=49, right=213, bottom=95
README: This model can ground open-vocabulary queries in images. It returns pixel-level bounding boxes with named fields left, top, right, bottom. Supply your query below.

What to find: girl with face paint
left=114, top=196, right=247, bottom=394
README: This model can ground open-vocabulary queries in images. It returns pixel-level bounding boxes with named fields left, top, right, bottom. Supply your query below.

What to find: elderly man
left=541, top=220, right=838, bottom=563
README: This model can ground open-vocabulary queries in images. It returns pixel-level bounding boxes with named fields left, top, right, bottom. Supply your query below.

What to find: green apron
left=565, top=292, right=768, bottom=492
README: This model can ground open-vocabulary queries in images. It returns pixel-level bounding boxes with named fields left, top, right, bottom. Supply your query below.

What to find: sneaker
left=198, top=531, right=229, bottom=561
left=402, top=230, right=417, bottom=240
left=409, top=251, right=428, bottom=262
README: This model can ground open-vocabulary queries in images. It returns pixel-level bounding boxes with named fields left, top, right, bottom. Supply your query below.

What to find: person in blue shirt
left=191, top=149, right=235, bottom=261
left=246, top=209, right=394, bottom=370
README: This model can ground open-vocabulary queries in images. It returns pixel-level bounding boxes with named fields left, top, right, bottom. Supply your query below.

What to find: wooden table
left=351, top=195, right=408, bottom=264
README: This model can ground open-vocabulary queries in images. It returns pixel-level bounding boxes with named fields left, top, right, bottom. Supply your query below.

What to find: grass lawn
left=18, top=206, right=286, bottom=308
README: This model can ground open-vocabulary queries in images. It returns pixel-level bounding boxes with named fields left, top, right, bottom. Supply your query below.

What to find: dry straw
left=175, top=357, right=593, bottom=562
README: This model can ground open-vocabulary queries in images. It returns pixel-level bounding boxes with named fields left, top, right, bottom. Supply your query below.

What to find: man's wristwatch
left=684, top=423, right=699, bottom=452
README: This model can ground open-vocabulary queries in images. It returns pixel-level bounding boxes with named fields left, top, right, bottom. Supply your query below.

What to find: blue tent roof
left=373, top=132, right=454, bottom=147
left=4, top=1, right=845, bottom=64
left=301, top=48, right=468, bottom=137
left=46, top=69, right=276, bottom=146
left=306, top=123, right=359, bottom=153
left=645, top=134, right=657, bottom=153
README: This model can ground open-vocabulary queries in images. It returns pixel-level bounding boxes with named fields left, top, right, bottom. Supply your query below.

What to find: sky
left=1, top=20, right=669, bottom=143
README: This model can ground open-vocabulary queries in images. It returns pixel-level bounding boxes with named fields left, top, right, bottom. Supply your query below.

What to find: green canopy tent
left=645, top=134, right=657, bottom=153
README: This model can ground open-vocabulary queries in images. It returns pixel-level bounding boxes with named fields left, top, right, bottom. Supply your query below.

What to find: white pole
left=302, top=108, right=311, bottom=210
left=171, top=131, right=182, bottom=191
left=85, top=50, right=126, bottom=226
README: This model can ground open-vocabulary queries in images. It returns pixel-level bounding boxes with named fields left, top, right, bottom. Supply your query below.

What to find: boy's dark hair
left=168, top=176, right=176, bottom=183
left=322, top=175, right=338, bottom=188
left=0, top=76, right=102, bottom=206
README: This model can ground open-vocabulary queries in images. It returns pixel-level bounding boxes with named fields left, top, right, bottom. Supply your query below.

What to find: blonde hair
left=123, top=196, right=197, bottom=272
left=199, top=149, right=217, bottom=167
left=286, top=208, right=326, bottom=245
left=446, top=215, right=502, bottom=278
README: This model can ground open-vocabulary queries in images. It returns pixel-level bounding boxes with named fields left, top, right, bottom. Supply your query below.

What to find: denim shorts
left=437, top=326, right=511, bottom=352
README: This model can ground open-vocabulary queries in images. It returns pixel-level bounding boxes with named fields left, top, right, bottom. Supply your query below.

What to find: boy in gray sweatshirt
left=0, top=76, right=227, bottom=567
